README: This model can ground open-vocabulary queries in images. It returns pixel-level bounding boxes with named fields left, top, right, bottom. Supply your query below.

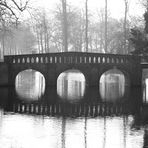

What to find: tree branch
left=0, top=1, right=18, bottom=19
left=11, top=0, right=30, bottom=11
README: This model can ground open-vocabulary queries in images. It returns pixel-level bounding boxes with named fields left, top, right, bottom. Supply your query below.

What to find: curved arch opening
left=142, top=69, right=148, bottom=103
left=57, top=69, right=86, bottom=103
left=15, top=69, right=45, bottom=101
left=99, top=68, right=129, bottom=102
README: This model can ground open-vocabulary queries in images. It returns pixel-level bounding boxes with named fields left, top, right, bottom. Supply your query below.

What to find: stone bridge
left=4, top=52, right=142, bottom=87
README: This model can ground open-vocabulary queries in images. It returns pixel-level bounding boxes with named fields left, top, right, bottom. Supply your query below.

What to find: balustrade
left=4, top=52, right=136, bottom=65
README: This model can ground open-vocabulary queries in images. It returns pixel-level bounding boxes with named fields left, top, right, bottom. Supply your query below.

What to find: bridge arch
left=57, top=69, right=86, bottom=81
left=99, top=67, right=131, bottom=86
left=99, top=68, right=130, bottom=102
left=56, top=68, right=89, bottom=86
left=57, top=69, right=86, bottom=102
left=14, top=68, right=47, bottom=87
left=15, top=69, right=46, bottom=84
left=15, top=69, right=46, bottom=100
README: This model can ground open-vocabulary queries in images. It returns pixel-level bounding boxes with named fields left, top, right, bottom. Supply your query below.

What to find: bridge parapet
left=4, top=52, right=139, bottom=65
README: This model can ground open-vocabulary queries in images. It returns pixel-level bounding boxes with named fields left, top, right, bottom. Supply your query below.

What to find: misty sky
left=31, top=0, right=144, bottom=19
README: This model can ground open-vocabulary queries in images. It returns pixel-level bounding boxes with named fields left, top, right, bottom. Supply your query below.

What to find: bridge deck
left=4, top=52, right=139, bottom=65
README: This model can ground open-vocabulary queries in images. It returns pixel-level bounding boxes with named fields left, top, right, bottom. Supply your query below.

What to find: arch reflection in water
left=99, top=69, right=127, bottom=102
left=57, top=70, right=86, bottom=103
left=15, top=69, right=45, bottom=101
left=143, top=79, right=148, bottom=103
left=142, top=69, right=148, bottom=103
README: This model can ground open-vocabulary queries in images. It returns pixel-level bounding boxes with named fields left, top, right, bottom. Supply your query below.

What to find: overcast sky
left=30, top=0, right=144, bottom=19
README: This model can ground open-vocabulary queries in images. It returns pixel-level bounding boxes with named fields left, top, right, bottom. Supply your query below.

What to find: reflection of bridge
left=5, top=102, right=135, bottom=117
left=4, top=52, right=141, bottom=86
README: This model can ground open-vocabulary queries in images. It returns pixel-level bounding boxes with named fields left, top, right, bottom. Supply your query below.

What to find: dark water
left=0, top=69, right=147, bottom=148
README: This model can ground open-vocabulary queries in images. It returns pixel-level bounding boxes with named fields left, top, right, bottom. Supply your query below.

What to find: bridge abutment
left=0, top=63, right=8, bottom=86
left=130, top=66, right=142, bottom=87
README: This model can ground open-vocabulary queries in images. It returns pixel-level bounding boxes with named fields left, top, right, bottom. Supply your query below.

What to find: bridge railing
left=4, top=52, right=139, bottom=65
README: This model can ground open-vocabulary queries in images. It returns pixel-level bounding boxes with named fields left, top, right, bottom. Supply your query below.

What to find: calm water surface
left=0, top=69, right=147, bottom=148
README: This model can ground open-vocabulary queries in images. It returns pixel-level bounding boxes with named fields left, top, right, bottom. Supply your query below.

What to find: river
left=0, top=69, right=147, bottom=148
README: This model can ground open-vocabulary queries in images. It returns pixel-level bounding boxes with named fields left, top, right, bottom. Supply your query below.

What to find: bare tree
left=139, top=0, right=148, bottom=10
left=0, top=0, right=30, bottom=60
left=30, top=9, right=54, bottom=53
left=54, top=3, right=86, bottom=52
left=61, top=0, right=68, bottom=52
left=96, top=8, right=106, bottom=53
left=0, top=0, right=29, bottom=24
left=123, top=0, right=129, bottom=54
left=85, top=0, right=88, bottom=52
left=104, top=0, right=108, bottom=53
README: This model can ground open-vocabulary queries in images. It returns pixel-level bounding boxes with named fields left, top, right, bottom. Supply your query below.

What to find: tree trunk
left=85, top=0, right=88, bottom=52
left=40, top=32, right=44, bottom=53
left=62, top=0, right=68, bottom=52
left=104, top=0, right=108, bottom=53
left=123, top=0, right=128, bottom=54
